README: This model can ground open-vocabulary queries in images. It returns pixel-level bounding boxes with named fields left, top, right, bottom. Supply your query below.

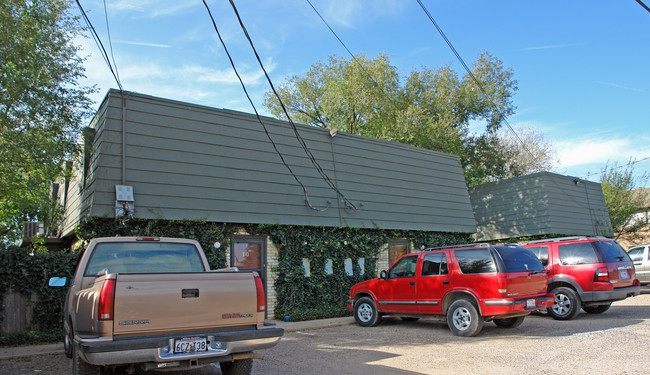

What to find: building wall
left=470, top=172, right=613, bottom=241
left=61, top=90, right=476, bottom=236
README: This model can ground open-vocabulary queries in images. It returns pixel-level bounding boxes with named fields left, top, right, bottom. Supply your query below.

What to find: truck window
left=422, top=252, right=448, bottom=276
left=388, top=255, right=418, bottom=279
left=84, top=242, right=206, bottom=276
left=455, top=249, right=496, bottom=274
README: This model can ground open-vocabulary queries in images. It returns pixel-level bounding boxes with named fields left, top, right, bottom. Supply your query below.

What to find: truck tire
left=583, top=303, right=612, bottom=314
left=64, top=320, right=73, bottom=358
left=548, top=287, right=581, bottom=320
left=493, top=316, right=525, bottom=328
left=446, top=299, right=484, bottom=337
left=220, top=358, right=253, bottom=375
left=353, top=297, right=382, bottom=327
left=72, top=344, right=100, bottom=375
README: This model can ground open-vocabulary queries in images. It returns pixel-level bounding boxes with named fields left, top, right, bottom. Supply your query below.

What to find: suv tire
left=220, top=358, right=253, bottom=375
left=548, top=287, right=581, bottom=320
left=582, top=303, right=612, bottom=314
left=354, top=297, right=382, bottom=327
left=493, top=316, right=525, bottom=328
left=447, top=299, right=484, bottom=337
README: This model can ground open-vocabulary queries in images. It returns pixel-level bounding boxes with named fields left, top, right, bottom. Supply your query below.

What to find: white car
left=628, top=244, right=650, bottom=285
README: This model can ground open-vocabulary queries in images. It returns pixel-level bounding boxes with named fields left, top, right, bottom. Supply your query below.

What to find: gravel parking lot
left=2, top=290, right=649, bottom=375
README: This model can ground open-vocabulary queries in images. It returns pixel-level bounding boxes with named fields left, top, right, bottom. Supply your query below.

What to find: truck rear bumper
left=77, top=324, right=284, bottom=368
left=581, top=285, right=641, bottom=303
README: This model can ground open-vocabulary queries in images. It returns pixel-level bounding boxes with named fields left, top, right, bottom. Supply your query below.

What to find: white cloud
left=322, top=0, right=408, bottom=28
left=555, top=136, right=650, bottom=168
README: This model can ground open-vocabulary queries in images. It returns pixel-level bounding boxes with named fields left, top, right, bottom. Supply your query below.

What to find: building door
left=389, top=239, right=411, bottom=267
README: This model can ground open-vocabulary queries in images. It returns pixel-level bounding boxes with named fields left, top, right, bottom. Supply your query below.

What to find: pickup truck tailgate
left=113, top=272, right=258, bottom=336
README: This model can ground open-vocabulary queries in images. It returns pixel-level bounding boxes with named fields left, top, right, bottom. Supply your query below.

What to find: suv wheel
left=446, top=299, right=484, bottom=337
left=353, top=297, right=382, bottom=327
left=493, top=316, right=525, bottom=328
left=548, top=287, right=581, bottom=320
left=583, top=303, right=612, bottom=314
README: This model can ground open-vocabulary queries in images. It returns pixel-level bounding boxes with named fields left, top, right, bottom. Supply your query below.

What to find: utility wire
left=635, top=0, right=650, bottom=14
left=74, top=0, right=123, bottom=91
left=225, top=0, right=358, bottom=210
left=102, top=0, right=122, bottom=88
left=202, top=0, right=329, bottom=212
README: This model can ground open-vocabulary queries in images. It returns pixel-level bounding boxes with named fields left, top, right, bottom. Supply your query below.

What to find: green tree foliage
left=264, top=52, right=518, bottom=186
left=0, top=0, right=94, bottom=245
left=600, top=160, right=649, bottom=240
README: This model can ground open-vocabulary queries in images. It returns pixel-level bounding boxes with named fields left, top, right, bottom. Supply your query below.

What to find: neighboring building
left=469, top=171, right=613, bottom=242
left=56, top=90, right=477, bottom=317
left=616, top=187, right=650, bottom=249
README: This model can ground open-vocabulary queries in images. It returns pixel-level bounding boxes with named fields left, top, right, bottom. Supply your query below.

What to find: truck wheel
left=353, top=297, right=382, bottom=327
left=220, top=358, right=253, bottom=375
left=64, top=321, right=73, bottom=359
left=548, top=287, right=581, bottom=320
left=72, top=344, right=99, bottom=375
left=447, top=299, right=483, bottom=337
left=583, top=303, right=611, bottom=314
left=493, top=316, right=525, bottom=328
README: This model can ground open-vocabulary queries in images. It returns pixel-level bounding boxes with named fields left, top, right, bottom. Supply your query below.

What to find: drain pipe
left=121, top=92, right=126, bottom=185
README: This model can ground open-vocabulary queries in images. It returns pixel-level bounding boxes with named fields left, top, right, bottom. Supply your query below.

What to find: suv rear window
left=455, top=248, right=496, bottom=274
left=593, top=241, right=631, bottom=262
left=558, top=242, right=599, bottom=265
left=525, top=246, right=548, bottom=266
left=493, top=246, right=545, bottom=272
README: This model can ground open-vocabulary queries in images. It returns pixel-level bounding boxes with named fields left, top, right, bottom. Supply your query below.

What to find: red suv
left=346, top=243, right=554, bottom=336
left=522, top=237, right=641, bottom=320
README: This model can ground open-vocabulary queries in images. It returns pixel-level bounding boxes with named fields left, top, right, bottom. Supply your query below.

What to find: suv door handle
left=442, top=281, right=450, bottom=285
left=409, top=282, right=416, bottom=286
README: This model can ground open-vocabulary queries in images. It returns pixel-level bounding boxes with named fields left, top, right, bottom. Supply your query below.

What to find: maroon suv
left=346, top=243, right=554, bottom=337
left=522, top=237, right=641, bottom=320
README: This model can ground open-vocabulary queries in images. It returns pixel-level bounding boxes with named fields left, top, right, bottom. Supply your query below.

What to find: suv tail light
left=594, top=267, right=609, bottom=282
left=254, top=274, right=266, bottom=312
left=497, top=274, right=507, bottom=294
left=98, top=279, right=116, bottom=320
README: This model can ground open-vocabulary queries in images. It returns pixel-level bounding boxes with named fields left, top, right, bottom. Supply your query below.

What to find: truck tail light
left=594, top=267, right=609, bottom=282
left=98, top=279, right=116, bottom=320
left=254, top=274, right=265, bottom=312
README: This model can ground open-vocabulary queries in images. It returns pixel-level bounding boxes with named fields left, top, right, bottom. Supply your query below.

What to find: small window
left=324, top=259, right=333, bottom=275
left=627, top=248, right=643, bottom=262
left=302, top=258, right=310, bottom=277
left=422, top=252, right=448, bottom=276
left=358, top=258, right=365, bottom=275
left=558, top=243, right=599, bottom=265
left=526, top=246, right=549, bottom=266
left=388, top=255, right=418, bottom=279
left=455, top=249, right=496, bottom=274
left=344, top=258, right=353, bottom=276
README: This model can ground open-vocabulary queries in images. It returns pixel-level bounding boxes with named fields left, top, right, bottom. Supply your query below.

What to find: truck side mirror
left=380, top=270, right=387, bottom=279
left=49, top=277, right=68, bottom=287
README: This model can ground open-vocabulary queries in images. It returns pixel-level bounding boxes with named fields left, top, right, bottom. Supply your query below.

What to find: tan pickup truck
left=49, top=236, right=283, bottom=375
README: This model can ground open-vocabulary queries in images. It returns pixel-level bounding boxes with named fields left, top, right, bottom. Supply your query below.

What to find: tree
left=263, top=52, right=518, bottom=186
left=600, top=160, right=649, bottom=241
left=497, top=125, right=559, bottom=178
left=0, top=0, right=95, bottom=246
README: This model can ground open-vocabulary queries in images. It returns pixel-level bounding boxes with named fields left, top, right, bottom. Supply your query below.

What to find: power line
left=102, top=0, right=122, bottom=88
left=635, top=0, right=650, bottom=14
left=224, top=0, right=359, bottom=210
left=74, top=0, right=123, bottom=91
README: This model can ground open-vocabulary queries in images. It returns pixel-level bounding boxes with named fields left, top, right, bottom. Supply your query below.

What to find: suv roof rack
left=523, top=236, right=609, bottom=245
left=424, top=243, right=491, bottom=251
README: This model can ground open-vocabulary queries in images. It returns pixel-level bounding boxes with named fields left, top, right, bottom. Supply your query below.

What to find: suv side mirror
left=380, top=270, right=387, bottom=279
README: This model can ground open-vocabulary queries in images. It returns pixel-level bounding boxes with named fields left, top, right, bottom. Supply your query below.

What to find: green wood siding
left=469, top=172, right=613, bottom=241
left=62, top=90, right=476, bottom=235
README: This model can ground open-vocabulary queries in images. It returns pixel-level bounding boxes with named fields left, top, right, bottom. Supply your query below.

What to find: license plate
left=619, top=269, right=630, bottom=280
left=174, top=337, right=207, bottom=354
left=526, top=299, right=536, bottom=308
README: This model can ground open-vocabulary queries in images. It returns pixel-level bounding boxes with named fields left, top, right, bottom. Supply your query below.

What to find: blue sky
left=75, top=0, right=650, bottom=186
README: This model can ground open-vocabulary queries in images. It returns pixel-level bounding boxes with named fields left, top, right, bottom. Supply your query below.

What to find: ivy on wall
left=0, top=248, right=80, bottom=345
left=1, top=217, right=472, bottom=345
